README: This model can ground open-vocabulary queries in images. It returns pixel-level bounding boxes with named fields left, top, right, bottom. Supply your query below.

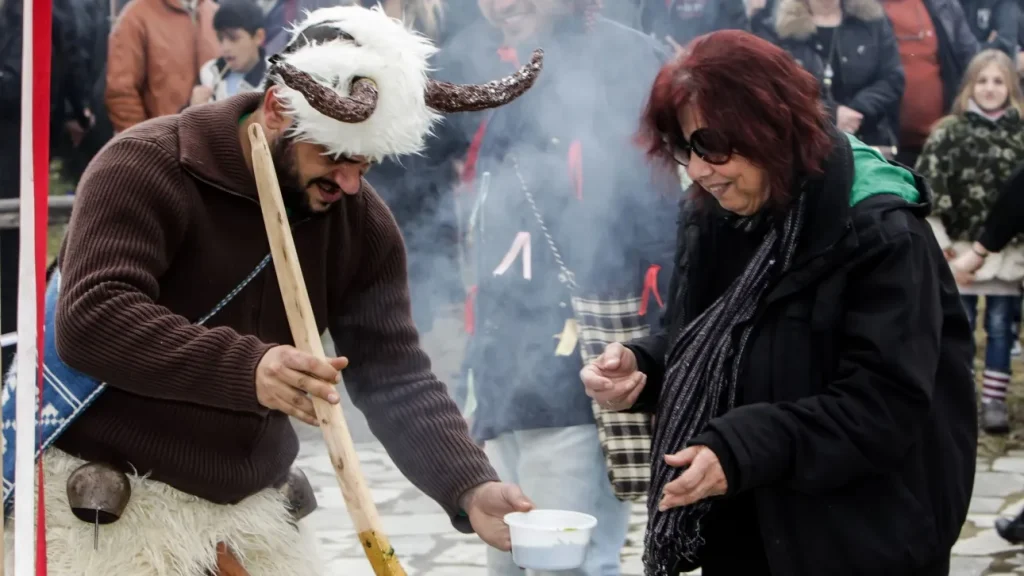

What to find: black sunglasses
left=666, top=128, right=732, bottom=167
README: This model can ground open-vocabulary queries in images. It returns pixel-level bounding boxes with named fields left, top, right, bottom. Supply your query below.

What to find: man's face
left=269, top=135, right=371, bottom=218
left=217, top=28, right=265, bottom=73
left=477, top=0, right=574, bottom=44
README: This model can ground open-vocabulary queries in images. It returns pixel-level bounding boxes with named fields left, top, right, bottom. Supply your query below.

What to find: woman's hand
left=950, top=244, right=987, bottom=285
left=659, top=446, right=728, bottom=510
left=836, top=105, right=863, bottom=134
left=580, top=342, right=646, bottom=411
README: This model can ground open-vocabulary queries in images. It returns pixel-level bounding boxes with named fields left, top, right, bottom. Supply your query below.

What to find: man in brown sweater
left=30, top=6, right=544, bottom=574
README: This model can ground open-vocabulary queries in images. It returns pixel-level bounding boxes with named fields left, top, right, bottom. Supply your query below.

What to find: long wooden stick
left=247, top=123, right=405, bottom=576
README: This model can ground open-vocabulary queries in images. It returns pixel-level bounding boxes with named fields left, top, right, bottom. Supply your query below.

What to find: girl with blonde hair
left=916, top=48, right=1024, bottom=434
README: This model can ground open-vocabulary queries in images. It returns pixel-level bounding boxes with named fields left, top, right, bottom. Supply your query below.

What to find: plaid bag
left=511, top=155, right=652, bottom=501
left=572, top=296, right=653, bottom=501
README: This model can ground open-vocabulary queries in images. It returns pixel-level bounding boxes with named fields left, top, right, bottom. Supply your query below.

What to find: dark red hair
left=638, top=29, right=832, bottom=209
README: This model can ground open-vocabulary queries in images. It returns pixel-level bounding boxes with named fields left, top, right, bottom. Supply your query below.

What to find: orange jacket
left=105, top=0, right=220, bottom=132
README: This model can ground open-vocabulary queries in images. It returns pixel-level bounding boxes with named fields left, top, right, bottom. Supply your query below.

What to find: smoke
left=364, top=1, right=685, bottom=424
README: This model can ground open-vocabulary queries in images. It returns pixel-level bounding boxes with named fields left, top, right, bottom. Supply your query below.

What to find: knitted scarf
left=643, top=190, right=808, bottom=576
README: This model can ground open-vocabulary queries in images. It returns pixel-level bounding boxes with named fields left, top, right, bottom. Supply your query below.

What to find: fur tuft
left=776, top=0, right=885, bottom=40
left=4, top=449, right=323, bottom=576
left=268, top=5, right=443, bottom=161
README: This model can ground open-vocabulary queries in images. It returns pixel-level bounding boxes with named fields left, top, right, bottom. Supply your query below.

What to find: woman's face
left=677, top=106, right=769, bottom=216
left=973, top=62, right=1010, bottom=112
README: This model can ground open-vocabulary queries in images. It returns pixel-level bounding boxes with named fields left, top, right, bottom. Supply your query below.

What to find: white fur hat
left=265, top=5, right=544, bottom=162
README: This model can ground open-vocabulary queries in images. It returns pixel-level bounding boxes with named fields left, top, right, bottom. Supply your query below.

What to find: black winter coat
left=625, top=133, right=977, bottom=575
left=960, top=0, right=1019, bottom=56
left=759, top=0, right=905, bottom=147
left=918, top=0, right=982, bottom=112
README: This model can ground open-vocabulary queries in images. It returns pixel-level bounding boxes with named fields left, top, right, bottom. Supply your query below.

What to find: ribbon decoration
left=11, top=0, right=52, bottom=572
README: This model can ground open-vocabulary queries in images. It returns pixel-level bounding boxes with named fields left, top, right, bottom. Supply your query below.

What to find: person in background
left=960, top=0, right=1020, bottom=57
left=357, top=0, right=481, bottom=338
left=263, top=0, right=341, bottom=55
left=427, top=1, right=677, bottom=574
left=758, top=0, right=904, bottom=153
left=643, top=0, right=749, bottom=53
left=880, top=0, right=979, bottom=168
left=915, top=49, right=1024, bottom=434
left=361, top=0, right=483, bottom=47
left=191, top=0, right=268, bottom=106
left=583, top=29, right=975, bottom=576
left=952, top=161, right=1024, bottom=542
left=0, top=0, right=94, bottom=375
left=105, top=0, right=220, bottom=133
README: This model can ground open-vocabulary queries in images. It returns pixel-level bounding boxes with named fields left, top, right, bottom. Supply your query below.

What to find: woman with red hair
left=581, top=29, right=976, bottom=575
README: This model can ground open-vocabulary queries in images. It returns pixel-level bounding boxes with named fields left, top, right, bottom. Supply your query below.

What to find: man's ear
left=254, top=28, right=267, bottom=47
left=262, top=87, right=292, bottom=134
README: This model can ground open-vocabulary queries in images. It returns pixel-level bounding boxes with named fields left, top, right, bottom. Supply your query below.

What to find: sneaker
left=1013, top=340, right=1022, bottom=357
left=983, top=400, right=1011, bottom=435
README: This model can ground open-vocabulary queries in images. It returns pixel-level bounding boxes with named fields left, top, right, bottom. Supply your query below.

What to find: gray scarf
left=643, top=190, right=808, bottom=576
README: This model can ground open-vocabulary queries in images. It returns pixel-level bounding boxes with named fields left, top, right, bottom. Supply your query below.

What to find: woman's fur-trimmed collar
left=775, top=0, right=886, bottom=40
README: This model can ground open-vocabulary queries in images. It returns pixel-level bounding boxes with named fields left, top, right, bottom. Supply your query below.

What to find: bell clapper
left=93, top=509, right=99, bottom=550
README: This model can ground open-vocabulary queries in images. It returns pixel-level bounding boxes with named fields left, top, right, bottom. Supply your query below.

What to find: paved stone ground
left=304, top=311, right=1024, bottom=576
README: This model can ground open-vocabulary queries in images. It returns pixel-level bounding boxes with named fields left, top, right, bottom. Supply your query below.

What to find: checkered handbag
left=511, top=156, right=652, bottom=501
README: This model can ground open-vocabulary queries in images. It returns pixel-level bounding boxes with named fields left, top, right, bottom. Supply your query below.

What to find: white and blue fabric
left=1, top=255, right=271, bottom=516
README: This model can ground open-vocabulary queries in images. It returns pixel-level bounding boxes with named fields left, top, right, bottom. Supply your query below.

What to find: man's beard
left=270, top=135, right=316, bottom=219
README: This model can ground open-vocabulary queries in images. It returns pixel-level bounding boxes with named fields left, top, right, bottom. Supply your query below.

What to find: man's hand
left=255, top=345, right=346, bottom=425
left=837, top=105, right=863, bottom=134
left=460, top=482, right=534, bottom=551
left=658, top=446, right=727, bottom=510
left=190, top=85, right=215, bottom=106
left=580, top=342, right=646, bottom=411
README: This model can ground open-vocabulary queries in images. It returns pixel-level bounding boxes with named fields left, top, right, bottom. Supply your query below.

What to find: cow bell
left=66, top=462, right=132, bottom=549
left=281, top=467, right=317, bottom=522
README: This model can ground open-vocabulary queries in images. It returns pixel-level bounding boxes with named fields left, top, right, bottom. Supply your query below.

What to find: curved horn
left=425, top=49, right=544, bottom=113
left=274, top=62, right=379, bottom=123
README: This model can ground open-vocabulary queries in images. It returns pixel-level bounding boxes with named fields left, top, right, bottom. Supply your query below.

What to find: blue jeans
left=962, top=295, right=1021, bottom=374
left=484, top=425, right=631, bottom=576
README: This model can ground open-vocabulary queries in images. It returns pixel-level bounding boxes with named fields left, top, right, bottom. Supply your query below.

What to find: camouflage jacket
left=915, top=107, right=1024, bottom=244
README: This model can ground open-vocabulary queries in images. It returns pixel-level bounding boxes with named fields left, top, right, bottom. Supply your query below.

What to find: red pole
left=31, top=0, right=51, bottom=571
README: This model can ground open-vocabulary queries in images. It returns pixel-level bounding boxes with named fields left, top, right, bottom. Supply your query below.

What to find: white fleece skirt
left=3, top=448, right=324, bottom=576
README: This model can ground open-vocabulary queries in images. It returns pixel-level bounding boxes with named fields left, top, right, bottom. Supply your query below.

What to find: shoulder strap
left=510, top=154, right=579, bottom=292
left=196, top=253, right=272, bottom=326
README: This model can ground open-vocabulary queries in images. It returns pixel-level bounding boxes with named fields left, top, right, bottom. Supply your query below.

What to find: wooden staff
left=246, top=123, right=406, bottom=576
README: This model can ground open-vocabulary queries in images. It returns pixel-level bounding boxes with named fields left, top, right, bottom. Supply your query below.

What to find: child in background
left=190, top=0, right=267, bottom=106
left=916, top=49, right=1024, bottom=435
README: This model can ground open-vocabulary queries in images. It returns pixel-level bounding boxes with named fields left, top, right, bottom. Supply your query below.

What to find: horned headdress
left=266, top=5, right=544, bottom=161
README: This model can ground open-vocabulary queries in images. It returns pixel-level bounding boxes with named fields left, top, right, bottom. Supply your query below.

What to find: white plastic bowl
left=503, top=509, right=598, bottom=571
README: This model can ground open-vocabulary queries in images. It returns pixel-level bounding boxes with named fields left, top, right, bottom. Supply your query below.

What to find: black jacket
left=918, top=0, right=982, bottom=113
left=758, top=0, right=904, bottom=147
left=626, top=133, right=977, bottom=575
left=960, top=0, right=1019, bottom=56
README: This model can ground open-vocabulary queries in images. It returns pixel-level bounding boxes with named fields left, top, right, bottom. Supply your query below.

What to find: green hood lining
left=845, top=133, right=920, bottom=207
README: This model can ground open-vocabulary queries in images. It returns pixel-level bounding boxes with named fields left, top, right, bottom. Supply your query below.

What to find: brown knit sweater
left=52, top=93, right=497, bottom=524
